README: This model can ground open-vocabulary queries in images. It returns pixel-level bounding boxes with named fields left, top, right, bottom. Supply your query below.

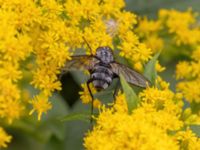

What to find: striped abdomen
left=91, top=65, right=113, bottom=91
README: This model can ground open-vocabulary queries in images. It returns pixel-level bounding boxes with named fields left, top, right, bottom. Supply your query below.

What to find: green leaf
left=144, top=52, right=160, bottom=85
left=190, top=125, right=200, bottom=137
left=120, top=75, right=139, bottom=113
left=190, top=102, right=200, bottom=114
left=61, top=112, right=90, bottom=122
left=44, top=136, right=65, bottom=150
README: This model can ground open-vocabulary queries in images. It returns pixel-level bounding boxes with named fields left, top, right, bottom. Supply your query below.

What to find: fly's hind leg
left=113, top=78, right=120, bottom=103
left=87, top=79, right=94, bottom=123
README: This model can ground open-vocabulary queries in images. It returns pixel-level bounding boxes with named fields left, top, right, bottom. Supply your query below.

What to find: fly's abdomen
left=91, top=65, right=113, bottom=90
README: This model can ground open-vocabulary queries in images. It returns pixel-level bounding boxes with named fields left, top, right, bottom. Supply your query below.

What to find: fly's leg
left=87, top=79, right=94, bottom=123
left=113, top=78, right=120, bottom=103
left=58, top=70, right=65, bottom=80
left=58, top=67, right=68, bottom=80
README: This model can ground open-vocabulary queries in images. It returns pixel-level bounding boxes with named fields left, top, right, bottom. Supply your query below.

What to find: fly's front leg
left=58, top=67, right=68, bottom=80
left=87, top=78, right=94, bottom=123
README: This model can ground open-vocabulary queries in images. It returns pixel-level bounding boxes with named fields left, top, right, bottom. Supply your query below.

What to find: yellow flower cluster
left=82, top=8, right=200, bottom=150
left=136, top=9, right=200, bottom=120
left=84, top=81, right=200, bottom=150
left=0, top=127, right=12, bottom=148
left=159, top=9, right=200, bottom=46
left=79, top=83, right=101, bottom=108
left=176, top=46, right=200, bottom=104
left=136, top=17, right=163, bottom=53
left=175, top=128, right=200, bottom=149
left=1, top=0, right=200, bottom=148
left=1, top=0, right=154, bottom=146
left=136, top=17, right=165, bottom=72
left=0, top=2, right=33, bottom=146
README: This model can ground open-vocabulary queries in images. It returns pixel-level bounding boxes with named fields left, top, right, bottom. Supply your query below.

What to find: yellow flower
left=136, top=17, right=163, bottom=54
left=113, top=92, right=127, bottom=113
left=159, top=9, right=200, bottom=45
left=176, top=61, right=192, bottom=80
left=177, top=80, right=200, bottom=103
left=0, top=99, right=24, bottom=124
left=139, top=87, right=174, bottom=109
left=137, top=17, right=162, bottom=37
left=133, top=62, right=143, bottom=72
left=176, top=46, right=200, bottom=106
left=84, top=93, right=180, bottom=150
left=93, top=99, right=102, bottom=108
left=79, top=83, right=102, bottom=108
left=82, top=18, right=113, bottom=55
left=136, top=43, right=152, bottom=62
left=29, top=93, right=52, bottom=121
left=156, top=76, right=170, bottom=90
left=0, top=79, right=24, bottom=124
left=31, top=68, right=61, bottom=96
left=0, top=127, right=12, bottom=148
left=41, top=0, right=63, bottom=17
left=182, top=108, right=200, bottom=125
left=145, top=35, right=164, bottom=53
left=0, top=62, right=22, bottom=82
left=2, top=0, right=200, bottom=148
left=101, top=0, right=125, bottom=16
left=156, top=61, right=166, bottom=72
left=119, top=30, right=152, bottom=70
left=175, top=128, right=200, bottom=150
left=192, top=46, right=200, bottom=61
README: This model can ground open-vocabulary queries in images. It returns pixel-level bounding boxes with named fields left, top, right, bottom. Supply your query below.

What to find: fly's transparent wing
left=110, top=62, right=150, bottom=88
left=60, top=55, right=99, bottom=75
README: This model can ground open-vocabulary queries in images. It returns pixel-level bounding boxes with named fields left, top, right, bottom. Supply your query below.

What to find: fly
left=60, top=39, right=150, bottom=120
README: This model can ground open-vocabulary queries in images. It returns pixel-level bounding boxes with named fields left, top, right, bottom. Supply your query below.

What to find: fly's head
left=96, top=47, right=114, bottom=64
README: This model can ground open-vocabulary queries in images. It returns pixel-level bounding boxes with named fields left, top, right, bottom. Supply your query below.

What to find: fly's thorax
left=96, top=47, right=114, bottom=64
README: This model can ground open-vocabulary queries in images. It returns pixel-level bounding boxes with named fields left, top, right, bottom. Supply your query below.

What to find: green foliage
left=120, top=75, right=139, bottom=113
left=61, top=112, right=90, bottom=122
left=144, top=52, right=160, bottom=85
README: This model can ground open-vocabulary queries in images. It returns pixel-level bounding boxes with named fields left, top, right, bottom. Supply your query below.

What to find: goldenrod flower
left=137, top=17, right=162, bottom=37
left=1, top=0, right=200, bottom=148
left=175, top=128, right=200, bottom=150
left=176, top=61, right=192, bottom=80
left=29, top=93, right=52, bottom=121
left=177, top=80, right=200, bottom=103
left=145, top=35, right=164, bottom=53
left=182, top=108, right=200, bottom=125
left=93, top=99, right=102, bottom=108
left=159, top=9, right=200, bottom=45
left=84, top=82, right=200, bottom=150
left=192, top=46, right=200, bottom=61
left=79, top=83, right=102, bottom=108
left=0, top=127, right=12, bottom=148
left=156, top=61, right=166, bottom=72
left=136, top=18, right=163, bottom=53
left=84, top=93, right=181, bottom=150
left=176, top=46, right=200, bottom=105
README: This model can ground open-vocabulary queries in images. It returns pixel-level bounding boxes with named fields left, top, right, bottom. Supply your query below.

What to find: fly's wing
left=60, top=55, right=99, bottom=78
left=110, top=62, right=151, bottom=88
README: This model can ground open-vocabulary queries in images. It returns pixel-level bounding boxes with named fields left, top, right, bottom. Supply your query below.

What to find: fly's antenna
left=82, top=36, right=93, bottom=55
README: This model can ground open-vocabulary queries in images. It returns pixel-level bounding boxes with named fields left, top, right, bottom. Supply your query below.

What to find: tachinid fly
left=60, top=45, right=150, bottom=119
